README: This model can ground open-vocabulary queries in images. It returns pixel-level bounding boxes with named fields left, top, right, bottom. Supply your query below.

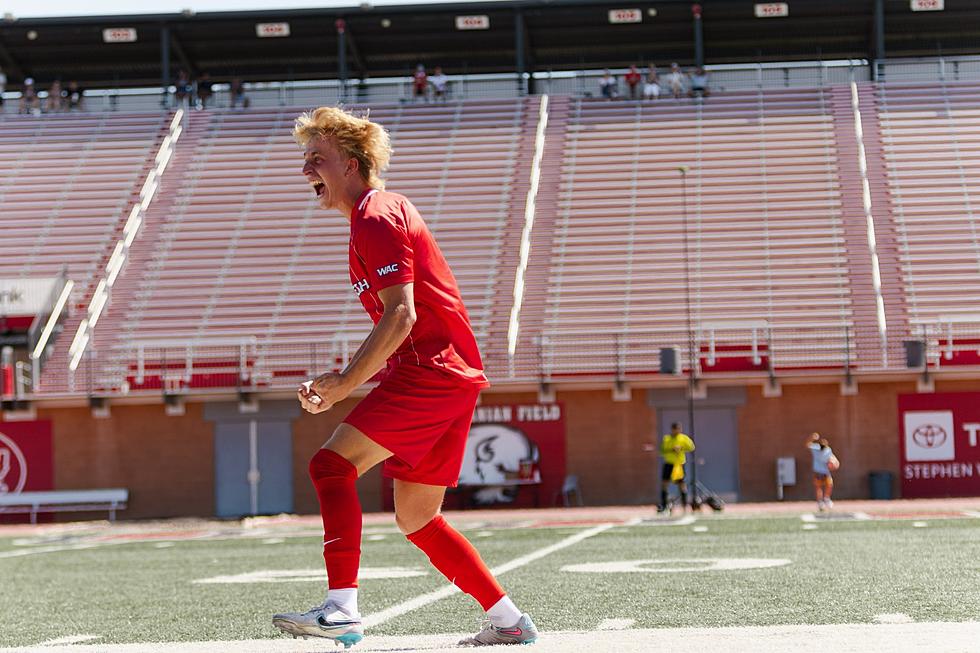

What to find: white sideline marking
left=692, top=526, right=709, bottom=533
left=874, top=613, right=913, bottom=624
left=597, top=618, right=635, bottom=630
left=912, top=521, right=928, bottom=528
left=193, top=567, right=426, bottom=584
left=475, top=531, right=494, bottom=538
left=0, top=544, right=102, bottom=559
left=35, top=635, right=100, bottom=647
left=8, top=622, right=980, bottom=652
left=962, top=511, right=980, bottom=519
left=800, top=513, right=817, bottom=522
left=366, top=534, right=386, bottom=541
left=802, top=524, right=818, bottom=530
left=361, top=522, right=615, bottom=629
left=561, top=558, right=791, bottom=574
left=262, top=538, right=285, bottom=545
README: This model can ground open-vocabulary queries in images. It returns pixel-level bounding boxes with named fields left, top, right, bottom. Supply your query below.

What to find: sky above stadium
left=3, top=0, right=494, bottom=19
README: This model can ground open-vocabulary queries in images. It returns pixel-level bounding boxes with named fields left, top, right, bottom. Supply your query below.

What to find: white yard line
left=34, top=636, right=100, bottom=647
left=597, top=618, right=636, bottom=630
left=5, top=622, right=980, bottom=653
left=362, top=522, right=616, bottom=629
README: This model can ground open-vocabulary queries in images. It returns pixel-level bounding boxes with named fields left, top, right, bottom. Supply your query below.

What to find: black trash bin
left=869, top=471, right=894, bottom=500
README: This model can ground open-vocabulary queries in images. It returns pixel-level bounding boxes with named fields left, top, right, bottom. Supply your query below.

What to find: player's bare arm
left=299, top=283, right=417, bottom=414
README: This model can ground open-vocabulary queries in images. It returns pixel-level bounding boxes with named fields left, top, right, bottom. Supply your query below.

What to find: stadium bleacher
left=14, top=83, right=980, bottom=396
left=37, top=99, right=532, bottom=394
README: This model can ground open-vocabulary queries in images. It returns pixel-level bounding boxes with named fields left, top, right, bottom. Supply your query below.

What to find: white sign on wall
left=102, top=28, right=137, bottom=43
left=904, top=410, right=956, bottom=462
left=910, top=0, right=944, bottom=11
left=255, top=22, right=291, bottom=38
left=754, top=3, right=789, bottom=18
left=608, top=8, right=643, bottom=24
left=0, top=278, right=59, bottom=317
left=455, top=15, right=490, bottom=30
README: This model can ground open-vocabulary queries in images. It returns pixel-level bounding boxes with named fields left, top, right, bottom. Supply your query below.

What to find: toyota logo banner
left=899, top=394, right=980, bottom=498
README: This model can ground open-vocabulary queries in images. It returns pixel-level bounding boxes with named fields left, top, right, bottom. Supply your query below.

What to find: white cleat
left=459, top=613, right=539, bottom=646
left=272, top=601, right=364, bottom=649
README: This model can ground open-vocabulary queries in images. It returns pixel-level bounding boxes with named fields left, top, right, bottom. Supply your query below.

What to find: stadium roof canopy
left=1, top=0, right=979, bottom=88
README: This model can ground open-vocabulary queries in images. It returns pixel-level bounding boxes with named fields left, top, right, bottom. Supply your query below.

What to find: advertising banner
left=381, top=403, right=566, bottom=511
left=898, top=393, right=980, bottom=498
left=0, top=421, right=54, bottom=522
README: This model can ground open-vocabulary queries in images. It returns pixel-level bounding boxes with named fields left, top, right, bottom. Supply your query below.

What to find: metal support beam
left=344, top=23, right=367, bottom=80
left=160, top=24, right=171, bottom=107
left=336, top=18, right=348, bottom=102
left=170, top=30, right=196, bottom=78
left=515, top=8, right=527, bottom=96
left=873, top=0, right=885, bottom=81
left=693, top=3, right=704, bottom=69
left=0, top=34, right=25, bottom=80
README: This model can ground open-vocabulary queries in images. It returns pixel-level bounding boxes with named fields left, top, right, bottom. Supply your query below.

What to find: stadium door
left=207, top=403, right=296, bottom=518
left=650, top=388, right=743, bottom=502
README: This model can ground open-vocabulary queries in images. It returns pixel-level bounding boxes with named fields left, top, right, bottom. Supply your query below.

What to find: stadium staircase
left=828, top=83, right=908, bottom=370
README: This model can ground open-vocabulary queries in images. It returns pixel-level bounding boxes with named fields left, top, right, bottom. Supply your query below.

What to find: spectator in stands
left=689, top=67, right=711, bottom=98
left=624, top=64, right=642, bottom=100
left=229, top=77, right=250, bottom=109
left=19, top=77, right=40, bottom=114
left=667, top=63, right=686, bottom=99
left=63, top=80, right=84, bottom=111
left=174, top=70, right=192, bottom=108
left=196, top=72, right=213, bottom=109
left=429, top=66, right=449, bottom=102
left=0, top=66, right=6, bottom=110
left=643, top=64, right=661, bottom=101
left=599, top=69, right=618, bottom=100
left=412, top=64, right=428, bottom=103
left=45, top=80, right=63, bottom=112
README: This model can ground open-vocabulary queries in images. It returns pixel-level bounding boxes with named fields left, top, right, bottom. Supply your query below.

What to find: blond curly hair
left=294, top=106, right=392, bottom=189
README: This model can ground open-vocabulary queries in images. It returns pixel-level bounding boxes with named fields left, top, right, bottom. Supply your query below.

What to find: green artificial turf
left=1, top=516, right=979, bottom=648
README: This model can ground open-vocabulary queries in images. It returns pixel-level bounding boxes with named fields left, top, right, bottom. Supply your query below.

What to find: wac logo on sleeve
left=376, top=263, right=399, bottom=277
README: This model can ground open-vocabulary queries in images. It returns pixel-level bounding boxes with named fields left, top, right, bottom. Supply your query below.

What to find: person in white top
left=667, top=62, right=686, bottom=99
left=643, top=64, right=660, bottom=100
left=806, top=432, right=838, bottom=511
left=429, top=66, right=449, bottom=102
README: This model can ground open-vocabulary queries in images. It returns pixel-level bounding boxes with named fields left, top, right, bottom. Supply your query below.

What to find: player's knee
left=395, top=504, right=440, bottom=535
left=308, top=448, right=357, bottom=482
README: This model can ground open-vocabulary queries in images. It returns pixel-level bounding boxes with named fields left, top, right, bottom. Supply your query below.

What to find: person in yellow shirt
left=659, top=422, right=696, bottom=513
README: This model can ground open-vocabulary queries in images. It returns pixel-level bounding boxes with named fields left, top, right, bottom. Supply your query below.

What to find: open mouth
left=310, top=180, right=325, bottom=198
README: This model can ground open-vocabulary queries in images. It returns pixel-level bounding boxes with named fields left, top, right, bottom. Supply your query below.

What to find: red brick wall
left=19, top=378, right=980, bottom=518
left=37, top=403, right=214, bottom=519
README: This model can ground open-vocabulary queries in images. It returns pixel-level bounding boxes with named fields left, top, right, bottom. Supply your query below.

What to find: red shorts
left=343, top=364, right=483, bottom=487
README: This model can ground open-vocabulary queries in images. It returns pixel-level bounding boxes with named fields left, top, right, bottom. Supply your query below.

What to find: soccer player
left=806, top=432, right=837, bottom=511
left=271, top=107, right=538, bottom=648
left=659, top=422, right=695, bottom=513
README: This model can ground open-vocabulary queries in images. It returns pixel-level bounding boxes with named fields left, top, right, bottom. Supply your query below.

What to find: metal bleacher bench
left=0, top=489, right=129, bottom=524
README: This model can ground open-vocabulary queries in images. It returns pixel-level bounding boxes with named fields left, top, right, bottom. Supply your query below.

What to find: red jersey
left=348, top=189, right=489, bottom=387
left=625, top=70, right=642, bottom=86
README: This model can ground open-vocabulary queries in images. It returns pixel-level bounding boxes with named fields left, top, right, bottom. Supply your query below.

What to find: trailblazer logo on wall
left=0, top=430, right=29, bottom=494
left=459, top=424, right=539, bottom=505
left=903, top=411, right=955, bottom=462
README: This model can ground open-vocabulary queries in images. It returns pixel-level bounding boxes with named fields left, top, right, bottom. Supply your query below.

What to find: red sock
left=309, top=448, right=361, bottom=589
left=406, top=514, right=505, bottom=610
